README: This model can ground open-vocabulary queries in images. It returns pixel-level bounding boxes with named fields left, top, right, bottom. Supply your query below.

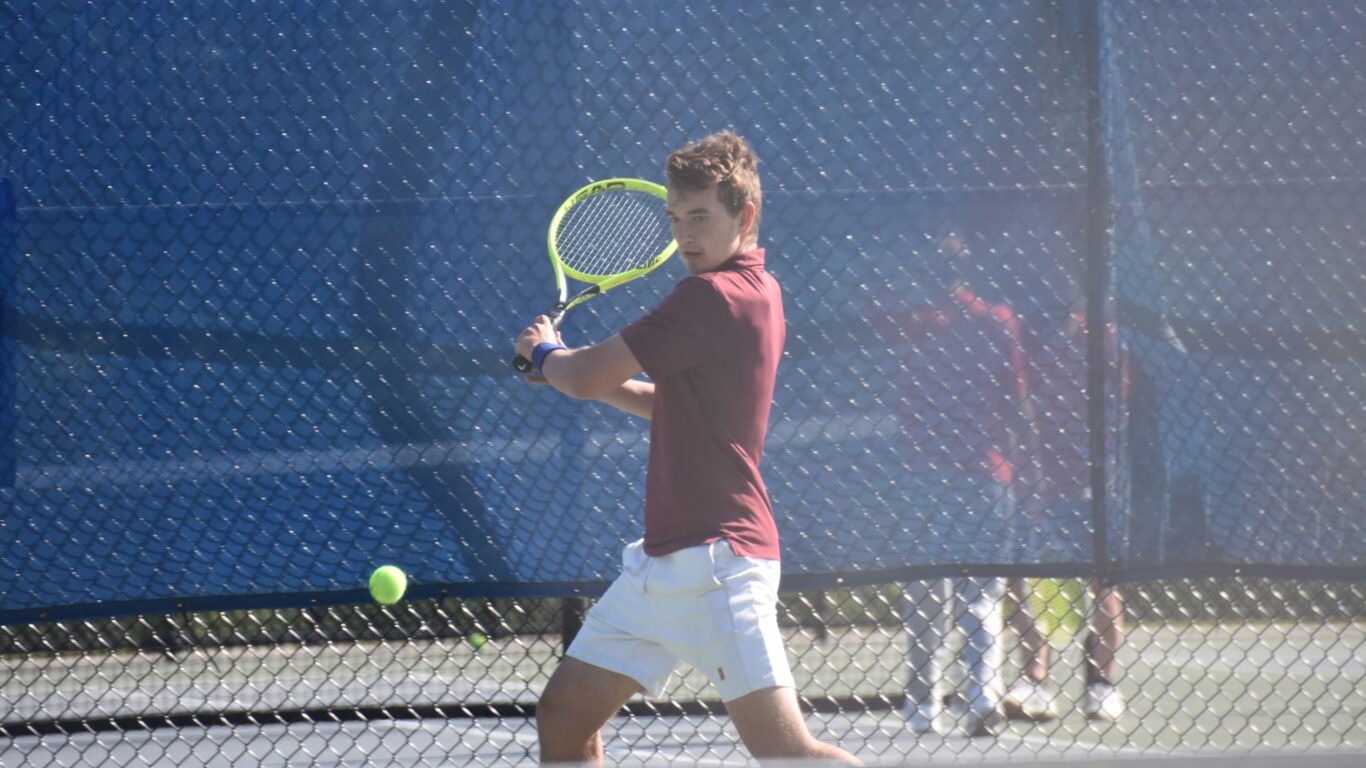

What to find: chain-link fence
left=3, top=0, right=1363, bottom=764
left=3, top=581, right=1364, bottom=764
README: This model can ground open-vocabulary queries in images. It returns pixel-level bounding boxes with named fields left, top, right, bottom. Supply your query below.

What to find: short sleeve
left=620, top=277, right=726, bottom=379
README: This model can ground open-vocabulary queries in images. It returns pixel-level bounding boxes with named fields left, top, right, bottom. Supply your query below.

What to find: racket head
left=547, top=178, right=677, bottom=297
left=513, top=179, right=676, bottom=374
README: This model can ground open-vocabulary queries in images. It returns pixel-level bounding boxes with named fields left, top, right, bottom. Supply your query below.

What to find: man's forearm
left=596, top=379, right=654, bottom=420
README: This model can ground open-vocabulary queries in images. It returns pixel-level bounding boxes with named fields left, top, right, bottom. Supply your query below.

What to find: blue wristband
left=531, top=341, right=568, bottom=374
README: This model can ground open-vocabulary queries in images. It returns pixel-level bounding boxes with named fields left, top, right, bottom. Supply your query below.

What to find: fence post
left=1083, top=0, right=1114, bottom=586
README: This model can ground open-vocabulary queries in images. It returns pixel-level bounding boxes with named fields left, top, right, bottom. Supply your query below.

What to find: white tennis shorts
left=566, top=538, right=795, bottom=702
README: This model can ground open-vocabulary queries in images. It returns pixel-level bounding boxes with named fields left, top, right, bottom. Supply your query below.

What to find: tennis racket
left=512, top=178, right=677, bottom=372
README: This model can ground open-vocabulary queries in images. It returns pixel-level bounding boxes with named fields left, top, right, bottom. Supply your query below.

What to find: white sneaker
left=1003, top=679, right=1059, bottom=721
left=902, top=699, right=941, bottom=734
left=1083, top=682, right=1126, bottom=721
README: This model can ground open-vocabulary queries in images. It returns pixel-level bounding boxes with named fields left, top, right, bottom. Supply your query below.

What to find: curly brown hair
left=666, top=131, right=762, bottom=247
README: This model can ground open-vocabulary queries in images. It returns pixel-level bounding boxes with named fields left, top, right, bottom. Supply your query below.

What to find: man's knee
left=536, top=657, right=642, bottom=762
left=535, top=682, right=571, bottom=734
left=537, top=671, right=595, bottom=741
left=536, top=701, right=573, bottom=755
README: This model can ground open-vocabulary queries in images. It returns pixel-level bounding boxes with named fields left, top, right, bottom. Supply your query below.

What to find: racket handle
left=512, top=354, right=535, bottom=373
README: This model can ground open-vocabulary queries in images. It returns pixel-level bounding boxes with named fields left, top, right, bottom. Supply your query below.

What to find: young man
left=514, top=131, right=860, bottom=766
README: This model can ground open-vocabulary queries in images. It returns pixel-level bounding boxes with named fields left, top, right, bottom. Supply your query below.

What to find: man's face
left=666, top=185, right=754, bottom=274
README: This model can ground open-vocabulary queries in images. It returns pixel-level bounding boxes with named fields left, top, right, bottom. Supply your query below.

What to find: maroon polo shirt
left=619, top=248, right=784, bottom=560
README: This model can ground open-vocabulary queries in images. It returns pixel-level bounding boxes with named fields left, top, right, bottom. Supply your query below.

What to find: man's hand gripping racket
left=513, top=178, right=677, bottom=373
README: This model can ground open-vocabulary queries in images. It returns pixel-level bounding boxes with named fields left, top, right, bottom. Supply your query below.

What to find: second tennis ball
left=369, top=565, right=407, bottom=605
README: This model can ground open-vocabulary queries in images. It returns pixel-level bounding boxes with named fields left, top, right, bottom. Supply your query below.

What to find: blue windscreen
left=2, top=0, right=1362, bottom=623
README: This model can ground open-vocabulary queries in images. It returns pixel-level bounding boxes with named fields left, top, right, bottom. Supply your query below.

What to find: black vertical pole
left=0, top=177, right=14, bottom=490
left=1082, top=0, right=1113, bottom=585
left=561, top=596, right=587, bottom=654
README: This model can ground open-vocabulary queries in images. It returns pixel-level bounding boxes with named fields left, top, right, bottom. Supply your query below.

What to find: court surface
left=4, top=713, right=1363, bottom=767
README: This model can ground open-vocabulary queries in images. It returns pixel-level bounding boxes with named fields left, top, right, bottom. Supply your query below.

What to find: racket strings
left=555, top=190, right=673, bottom=278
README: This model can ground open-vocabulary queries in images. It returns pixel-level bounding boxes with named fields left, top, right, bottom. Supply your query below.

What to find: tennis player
left=514, top=131, right=860, bottom=766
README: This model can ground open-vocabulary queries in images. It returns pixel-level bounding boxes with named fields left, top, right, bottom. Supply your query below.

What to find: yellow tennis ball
left=467, top=632, right=487, bottom=650
left=368, top=565, right=407, bottom=605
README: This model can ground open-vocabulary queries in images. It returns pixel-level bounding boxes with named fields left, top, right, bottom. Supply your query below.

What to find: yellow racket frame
left=513, top=178, right=676, bottom=373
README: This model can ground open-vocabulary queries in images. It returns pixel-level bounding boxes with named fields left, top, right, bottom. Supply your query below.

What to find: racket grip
left=512, top=354, right=535, bottom=373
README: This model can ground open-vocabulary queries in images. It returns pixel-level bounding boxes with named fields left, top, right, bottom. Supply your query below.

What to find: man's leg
left=1003, top=578, right=1059, bottom=721
left=537, top=656, right=642, bottom=765
left=1081, top=581, right=1127, bottom=720
left=957, top=577, right=1006, bottom=735
left=903, top=579, right=951, bottom=730
left=1085, top=581, right=1124, bottom=683
left=726, top=685, right=862, bottom=764
left=1007, top=577, right=1052, bottom=682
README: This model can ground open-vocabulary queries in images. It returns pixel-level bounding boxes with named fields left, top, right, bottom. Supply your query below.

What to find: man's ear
left=739, top=202, right=757, bottom=235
